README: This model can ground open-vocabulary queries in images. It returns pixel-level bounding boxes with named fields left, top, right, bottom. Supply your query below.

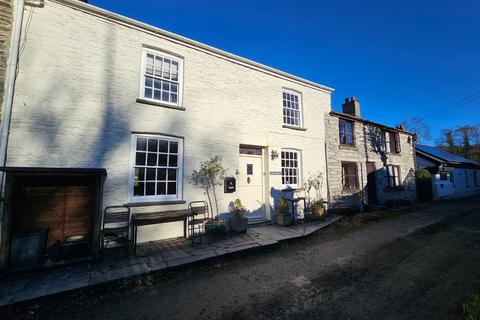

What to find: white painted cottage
left=416, top=144, right=480, bottom=200
left=0, top=0, right=334, bottom=267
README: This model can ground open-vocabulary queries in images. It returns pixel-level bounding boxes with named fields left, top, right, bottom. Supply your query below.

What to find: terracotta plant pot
left=230, top=216, right=248, bottom=233
left=311, top=206, right=326, bottom=220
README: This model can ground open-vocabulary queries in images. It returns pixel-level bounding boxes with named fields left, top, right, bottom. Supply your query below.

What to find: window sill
left=282, top=125, right=307, bottom=131
left=339, top=144, right=357, bottom=150
left=124, top=200, right=186, bottom=207
left=136, top=98, right=186, bottom=111
left=342, top=188, right=360, bottom=194
left=386, top=152, right=401, bottom=156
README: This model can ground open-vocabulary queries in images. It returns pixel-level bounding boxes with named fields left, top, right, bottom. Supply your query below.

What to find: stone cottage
left=325, top=97, right=417, bottom=210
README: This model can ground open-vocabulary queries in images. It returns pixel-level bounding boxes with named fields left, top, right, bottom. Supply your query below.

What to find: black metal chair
left=188, top=201, right=211, bottom=245
left=101, top=205, right=131, bottom=254
left=283, top=188, right=307, bottom=222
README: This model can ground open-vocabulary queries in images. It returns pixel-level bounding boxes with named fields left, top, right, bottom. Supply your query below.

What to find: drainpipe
left=0, top=0, right=25, bottom=185
left=324, top=141, right=331, bottom=208
left=0, top=0, right=25, bottom=269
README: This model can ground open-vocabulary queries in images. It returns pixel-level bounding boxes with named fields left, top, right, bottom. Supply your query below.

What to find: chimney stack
left=342, top=96, right=361, bottom=117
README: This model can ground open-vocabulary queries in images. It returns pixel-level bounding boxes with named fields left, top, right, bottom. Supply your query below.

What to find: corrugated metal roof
left=416, top=144, right=479, bottom=165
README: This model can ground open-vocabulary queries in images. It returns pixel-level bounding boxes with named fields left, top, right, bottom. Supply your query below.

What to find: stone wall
left=0, top=0, right=13, bottom=119
left=325, top=113, right=417, bottom=210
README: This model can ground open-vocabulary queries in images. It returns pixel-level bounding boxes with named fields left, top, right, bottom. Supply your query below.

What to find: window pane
left=167, top=169, right=177, bottom=181
left=169, top=154, right=178, bottom=167
left=162, top=81, right=169, bottom=91
left=159, top=140, right=168, bottom=152
left=154, top=79, right=161, bottom=89
left=135, top=152, right=146, bottom=166
left=163, top=59, right=171, bottom=78
left=148, top=139, right=158, bottom=152
left=167, top=182, right=176, bottom=195
left=145, top=77, right=153, bottom=88
left=171, top=83, right=178, bottom=93
left=171, top=61, right=178, bottom=81
left=158, top=154, right=168, bottom=166
left=157, top=182, right=166, bottom=195
left=138, top=167, right=145, bottom=181
left=144, top=88, right=153, bottom=99
left=158, top=168, right=167, bottom=180
left=170, top=141, right=178, bottom=153
left=134, top=182, right=145, bottom=196
left=146, top=182, right=155, bottom=195
left=147, top=153, right=157, bottom=166
left=136, top=138, right=147, bottom=151
left=145, top=54, right=154, bottom=75
left=146, top=168, right=156, bottom=181
left=162, top=91, right=169, bottom=102
left=154, top=56, right=162, bottom=77
left=171, top=93, right=178, bottom=104
left=153, top=90, right=161, bottom=100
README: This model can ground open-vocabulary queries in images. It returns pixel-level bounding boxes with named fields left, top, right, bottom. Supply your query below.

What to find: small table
left=131, top=209, right=193, bottom=254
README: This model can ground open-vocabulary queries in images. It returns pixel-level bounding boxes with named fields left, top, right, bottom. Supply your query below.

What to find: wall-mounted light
left=270, top=150, right=279, bottom=160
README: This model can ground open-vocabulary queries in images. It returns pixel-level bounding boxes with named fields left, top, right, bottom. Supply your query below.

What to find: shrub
left=416, top=168, right=432, bottom=202
left=464, top=289, right=480, bottom=320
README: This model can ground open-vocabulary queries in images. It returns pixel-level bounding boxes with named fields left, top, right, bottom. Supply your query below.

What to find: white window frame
left=128, top=133, right=184, bottom=202
left=282, top=89, right=303, bottom=128
left=281, top=149, right=302, bottom=188
left=138, top=47, right=184, bottom=107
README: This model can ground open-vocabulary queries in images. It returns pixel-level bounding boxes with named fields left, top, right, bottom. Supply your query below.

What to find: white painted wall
left=451, top=168, right=480, bottom=197
left=431, top=173, right=455, bottom=200
left=6, top=1, right=332, bottom=242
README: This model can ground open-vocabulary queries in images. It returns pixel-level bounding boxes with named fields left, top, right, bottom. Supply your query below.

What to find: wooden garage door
left=12, top=176, right=94, bottom=249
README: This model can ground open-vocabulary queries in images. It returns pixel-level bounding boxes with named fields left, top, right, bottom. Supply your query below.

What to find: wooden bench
left=131, top=209, right=193, bottom=254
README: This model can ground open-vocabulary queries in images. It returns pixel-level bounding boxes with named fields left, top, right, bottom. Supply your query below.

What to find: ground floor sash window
left=130, top=134, right=183, bottom=202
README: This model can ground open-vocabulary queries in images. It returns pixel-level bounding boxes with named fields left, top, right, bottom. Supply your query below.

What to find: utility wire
left=420, top=90, right=480, bottom=121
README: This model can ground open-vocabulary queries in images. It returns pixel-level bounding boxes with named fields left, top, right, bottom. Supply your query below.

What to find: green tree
left=191, top=155, right=227, bottom=218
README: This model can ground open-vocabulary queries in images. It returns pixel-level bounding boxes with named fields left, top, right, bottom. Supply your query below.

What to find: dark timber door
left=366, top=162, right=378, bottom=205
left=12, top=176, right=95, bottom=251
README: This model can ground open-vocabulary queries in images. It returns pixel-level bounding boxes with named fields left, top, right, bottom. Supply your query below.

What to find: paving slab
left=0, top=215, right=342, bottom=306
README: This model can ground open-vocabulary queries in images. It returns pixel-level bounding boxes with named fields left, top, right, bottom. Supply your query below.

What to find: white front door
left=238, top=152, right=265, bottom=221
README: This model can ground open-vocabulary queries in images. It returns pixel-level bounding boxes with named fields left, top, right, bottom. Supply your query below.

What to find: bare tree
left=399, top=117, right=431, bottom=143
left=435, top=125, right=480, bottom=162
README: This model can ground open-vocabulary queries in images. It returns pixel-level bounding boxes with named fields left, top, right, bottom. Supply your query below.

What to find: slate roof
left=416, top=144, right=480, bottom=168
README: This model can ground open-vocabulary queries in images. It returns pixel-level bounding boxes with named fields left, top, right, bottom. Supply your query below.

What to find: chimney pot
left=351, top=96, right=356, bottom=101
left=345, top=97, right=349, bottom=103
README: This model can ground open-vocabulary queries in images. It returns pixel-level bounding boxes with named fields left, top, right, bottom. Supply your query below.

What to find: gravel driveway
left=1, top=196, right=480, bottom=320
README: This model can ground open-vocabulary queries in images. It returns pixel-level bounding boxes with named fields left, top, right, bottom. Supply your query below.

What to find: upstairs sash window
left=339, top=119, right=355, bottom=146
left=140, top=48, right=183, bottom=107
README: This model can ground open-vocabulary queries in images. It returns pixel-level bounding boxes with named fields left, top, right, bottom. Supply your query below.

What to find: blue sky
left=90, top=0, right=480, bottom=144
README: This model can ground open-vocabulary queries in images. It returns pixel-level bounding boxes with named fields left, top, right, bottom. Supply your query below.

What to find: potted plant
left=230, top=199, right=248, bottom=233
left=310, top=198, right=326, bottom=220
left=305, top=172, right=326, bottom=220
left=191, top=155, right=227, bottom=235
left=276, top=196, right=293, bottom=226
